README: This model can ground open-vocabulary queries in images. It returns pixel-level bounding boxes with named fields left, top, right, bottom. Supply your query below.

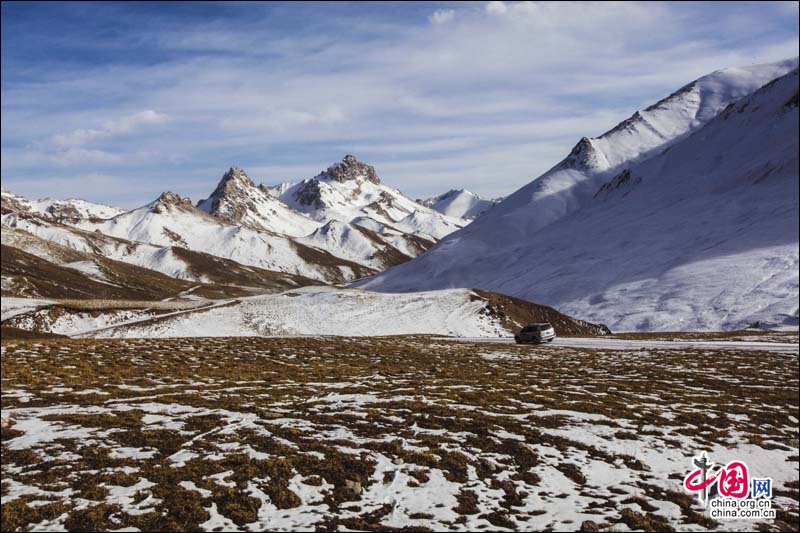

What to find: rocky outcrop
left=151, top=191, right=195, bottom=214
left=196, top=167, right=257, bottom=224
left=292, top=179, right=327, bottom=210
left=560, top=137, right=609, bottom=171
left=1, top=191, right=26, bottom=215
left=314, top=154, right=381, bottom=184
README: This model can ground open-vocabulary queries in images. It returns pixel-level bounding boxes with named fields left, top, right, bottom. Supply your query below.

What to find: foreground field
left=1, top=336, right=798, bottom=532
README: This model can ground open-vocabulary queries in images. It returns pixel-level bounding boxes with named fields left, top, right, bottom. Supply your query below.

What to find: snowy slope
left=2, top=212, right=199, bottom=280
left=73, top=192, right=374, bottom=283
left=406, top=58, right=798, bottom=252
left=393, top=210, right=465, bottom=241
left=196, top=166, right=321, bottom=237
left=1, top=190, right=124, bottom=221
left=1, top=223, right=315, bottom=297
left=64, top=285, right=603, bottom=339
left=357, top=61, right=800, bottom=331
left=272, top=155, right=465, bottom=241
left=83, top=287, right=505, bottom=338
left=1, top=297, right=55, bottom=321
left=420, top=189, right=500, bottom=220
left=297, top=220, right=413, bottom=271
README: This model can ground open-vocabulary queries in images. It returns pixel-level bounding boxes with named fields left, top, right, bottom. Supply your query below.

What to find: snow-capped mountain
left=417, top=58, right=798, bottom=252
left=297, top=220, right=414, bottom=271
left=419, top=189, right=501, bottom=220
left=196, top=166, right=321, bottom=238
left=1, top=210, right=317, bottom=292
left=194, top=161, right=451, bottom=271
left=1, top=190, right=124, bottom=222
left=356, top=60, right=800, bottom=332
left=70, top=191, right=374, bottom=283
left=272, top=155, right=465, bottom=241
left=3, top=155, right=467, bottom=288
left=2, top=155, right=457, bottom=287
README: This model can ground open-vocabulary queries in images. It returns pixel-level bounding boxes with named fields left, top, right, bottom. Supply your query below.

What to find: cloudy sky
left=2, top=1, right=798, bottom=207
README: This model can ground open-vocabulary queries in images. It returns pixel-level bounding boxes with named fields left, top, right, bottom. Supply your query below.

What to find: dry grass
left=1, top=335, right=798, bottom=531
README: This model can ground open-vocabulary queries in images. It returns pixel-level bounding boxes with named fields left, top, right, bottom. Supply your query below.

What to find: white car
left=514, top=322, right=556, bottom=344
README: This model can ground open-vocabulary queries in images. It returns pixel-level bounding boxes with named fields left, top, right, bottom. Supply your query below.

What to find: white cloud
left=50, top=148, right=128, bottom=166
left=485, top=1, right=508, bottom=15
left=219, top=106, right=346, bottom=133
left=429, top=9, right=456, bottom=25
left=51, top=110, right=169, bottom=148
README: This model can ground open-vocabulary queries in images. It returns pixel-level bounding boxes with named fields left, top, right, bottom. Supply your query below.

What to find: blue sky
left=2, top=1, right=798, bottom=207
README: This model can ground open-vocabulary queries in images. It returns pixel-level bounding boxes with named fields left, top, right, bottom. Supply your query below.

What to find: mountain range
left=2, top=58, right=798, bottom=332
left=2, top=155, right=470, bottom=291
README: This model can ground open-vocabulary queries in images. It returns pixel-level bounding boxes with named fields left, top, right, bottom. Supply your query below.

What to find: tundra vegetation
left=1, top=336, right=798, bottom=531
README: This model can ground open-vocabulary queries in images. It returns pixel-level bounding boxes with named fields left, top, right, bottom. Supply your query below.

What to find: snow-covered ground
left=74, top=287, right=508, bottom=338
left=6, top=291, right=797, bottom=344
left=1, top=297, right=55, bottom=322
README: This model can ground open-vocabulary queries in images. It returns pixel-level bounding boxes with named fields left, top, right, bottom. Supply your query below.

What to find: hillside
left=356, top=60, right=800, bottom=331
left=2, top=286, right=610, bottom=339
left=72, top=191, right=375, bottom=284
left=420, top=189, right=500, bottom=220
left=1, top=214, right=321, bottom=292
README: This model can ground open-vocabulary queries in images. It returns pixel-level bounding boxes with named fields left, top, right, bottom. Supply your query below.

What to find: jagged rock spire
left=315, top=155, right=381, bottom=184
left=216, top=166, right=256, bottom=191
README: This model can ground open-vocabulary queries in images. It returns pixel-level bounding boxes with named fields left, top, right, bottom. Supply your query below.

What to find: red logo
left=684, top=452, right=750, bottom=505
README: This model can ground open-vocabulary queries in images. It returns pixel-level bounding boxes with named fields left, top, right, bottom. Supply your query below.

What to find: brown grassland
left=1, top=336, right=798, bottom=532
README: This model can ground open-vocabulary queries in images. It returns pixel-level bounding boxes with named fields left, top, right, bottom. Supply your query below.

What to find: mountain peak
left=195, top=166, right=322, bottom=237
left=561, top=137, right=609, bottom=171
left=155, top=191, right=191, bottom=204
left=196, top=167, right=257, bottom=213
left=219, top=166, right=256, bottom=189
left=152, top=191, right=194, bottom=213
left=419, top=188, right=499, bottom=220
left=316, top=154, right=381, bottom=184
